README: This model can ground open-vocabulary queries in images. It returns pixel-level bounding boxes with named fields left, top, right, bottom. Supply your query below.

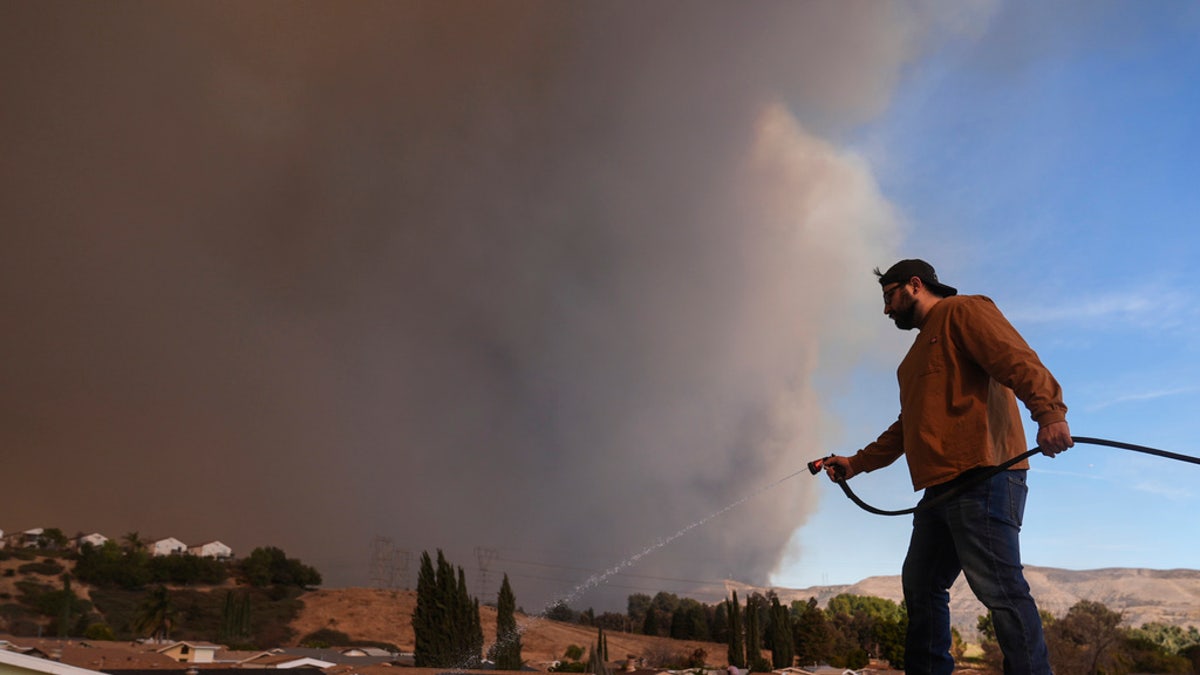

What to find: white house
left=75, top=533, right=108, bottom=549
left=187, top=540, right=233, bottom=559
left=20, top=528, right=45, bottom=548
left=236, top=654, right=337, bottom=669
left=150, top=537, right=187, bottom=556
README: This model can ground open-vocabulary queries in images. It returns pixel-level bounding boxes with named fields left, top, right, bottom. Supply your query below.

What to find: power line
left=499, top=555, right=735, bottom=587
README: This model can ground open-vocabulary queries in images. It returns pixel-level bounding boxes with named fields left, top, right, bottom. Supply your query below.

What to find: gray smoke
left=1, top=2, right=949, bottom=609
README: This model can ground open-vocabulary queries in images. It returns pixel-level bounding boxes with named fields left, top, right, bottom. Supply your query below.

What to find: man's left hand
left=1038, top=420, right=1073, bottom=457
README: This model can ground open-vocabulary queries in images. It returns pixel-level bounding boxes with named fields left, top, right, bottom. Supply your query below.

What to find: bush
left=84, top=623, right=116, bottom=640
left=148, top=554, right=229, bottom=585
left=239, top=547, right=322, bottom=589
left=18, top=560, right=65, bottom=576
left=300, top=628, right=352, bottom=648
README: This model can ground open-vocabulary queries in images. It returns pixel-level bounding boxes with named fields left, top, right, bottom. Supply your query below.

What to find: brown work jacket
left=850, top=294, right=1068, bottom=490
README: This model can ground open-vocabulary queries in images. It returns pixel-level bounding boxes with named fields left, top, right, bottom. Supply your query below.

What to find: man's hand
left=1038, top=420, right=1073, bottom=457
left=823, top=455, right=856, bottom=482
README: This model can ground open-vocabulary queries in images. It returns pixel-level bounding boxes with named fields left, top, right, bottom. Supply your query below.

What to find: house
left=149, top=537, right=187, bottom=557
left=75, top=533, right=108, bottom=549
left=337, top=648, right=393, bottom=658
left=0, top=648, right=108, bottom=675
left=186, top=540, right=233, bottom=559
left=19, top=528, right=45, bottom=548
left=0, top=528, right=5, bottom=549
left=156, top=641, right=222, bottom=664
left=235, top=653, right=337, bottom=669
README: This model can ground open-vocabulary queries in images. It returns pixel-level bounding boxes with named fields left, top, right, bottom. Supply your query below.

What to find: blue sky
left=775, top=3, right=1200, bottom=590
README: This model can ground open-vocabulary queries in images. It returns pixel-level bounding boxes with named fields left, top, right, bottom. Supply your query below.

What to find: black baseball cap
left=877, top=259, right=958, bottom=297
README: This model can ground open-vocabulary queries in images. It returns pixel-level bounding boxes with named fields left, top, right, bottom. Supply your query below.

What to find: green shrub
left=300, top=627, right=352, bottom=648
left=18, top=560, right=65, bottom=576
left=84, top=623, right=116, bottom=640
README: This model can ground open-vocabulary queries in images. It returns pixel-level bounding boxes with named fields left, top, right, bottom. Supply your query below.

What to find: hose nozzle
left=807, top=455, right=834, bottom=475
left=808, top=454, right=847, bottom=479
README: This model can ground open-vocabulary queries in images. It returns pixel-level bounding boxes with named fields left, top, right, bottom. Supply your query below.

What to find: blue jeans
left=902, top=469, right=1051, bottom=675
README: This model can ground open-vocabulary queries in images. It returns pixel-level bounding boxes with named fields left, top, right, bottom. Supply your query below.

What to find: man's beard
left=890, top=303, right=918, bottom=331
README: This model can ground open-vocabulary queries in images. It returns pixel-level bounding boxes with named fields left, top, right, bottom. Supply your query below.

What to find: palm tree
left=134, top=585, right=176, bottom=643
left=123, top=531, right=146, bottom=553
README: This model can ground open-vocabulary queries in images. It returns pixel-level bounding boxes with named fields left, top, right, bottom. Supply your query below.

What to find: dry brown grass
left=292, top=588, right=729, bottom=667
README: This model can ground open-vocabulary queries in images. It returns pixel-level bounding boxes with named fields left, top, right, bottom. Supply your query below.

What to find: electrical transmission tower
left=394, top=549, right=412, bottom=589
left=475, top=546, right=499, bottom=603
left=370, top=537, right=412, bottom=590
left=369, top=536, right=395, bottom=589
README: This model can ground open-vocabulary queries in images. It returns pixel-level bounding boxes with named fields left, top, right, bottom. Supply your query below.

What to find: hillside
left=5, top=548, right=1200, bottom=655
left=292, top=588, right=727, bottom=666
left=733, top=566, right=1200, bottom=636
left=293, top=567, right=1200, bottom=661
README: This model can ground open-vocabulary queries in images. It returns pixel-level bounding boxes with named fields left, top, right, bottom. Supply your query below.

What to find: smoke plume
left=1, top=2, right=936, bottom=609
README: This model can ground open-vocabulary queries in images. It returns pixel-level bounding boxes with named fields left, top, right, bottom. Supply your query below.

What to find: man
left=822, top=259, right=1072, bottom=675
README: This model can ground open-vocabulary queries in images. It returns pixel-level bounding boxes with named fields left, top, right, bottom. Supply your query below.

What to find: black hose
left=833, top=436, right=1200, bottom=517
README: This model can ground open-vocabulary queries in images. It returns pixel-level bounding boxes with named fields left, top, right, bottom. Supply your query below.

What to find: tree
left=712, top=601, right=730, bottom=644
left=134, top=585, right=176, bottom=642
left=220, top=590, right=252, bottom=644
left=412, top=550, right=482, bottom=668
left=240, top=546, right=322, bottom=588
left=626, top=593, right=651, bottom=632
left=413, top=552, right=445, bottom=667
left=670, top=598, right=707, bottom=640
left=1045, top=600, right=1130, bottom=675
left=41, top=528, right=69, bottom=550
left=769, top=595, right=794, bottom=669
left=727, top=591, right=745, bottom=668
left=587, top=628, right=611, bottom=675
left=792, top=598, right=833, bottom=667
left=744, top=594, right=769, bottom=672
left=642, top=605, right=659, bottom=637
left=122, top=532, right=146, bottom=553
left=492, top=574, right=522, bottom=670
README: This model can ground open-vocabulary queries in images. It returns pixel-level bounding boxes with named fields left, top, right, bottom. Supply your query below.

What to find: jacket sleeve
left=850, top=416, right=905, bottom=474
left=949, top=297, right=1068, bottom=427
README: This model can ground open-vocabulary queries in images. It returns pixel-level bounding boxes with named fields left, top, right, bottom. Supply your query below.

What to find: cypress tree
left=454, top=566, right=483, bottom=667
left=728, top=592, right=745, bottom=668
left=413, top=551, right=440, bottom=666
left=770, top=596, right=794, bottom=668
left=239, top=592, right=251, bottom=639
left=744, top=596, right=760, bottom=671
left=494, top=574, right=522, bottom=670
left=413, top=550, right=484, bottom=668
left=587, top=628, right=611, bottom=675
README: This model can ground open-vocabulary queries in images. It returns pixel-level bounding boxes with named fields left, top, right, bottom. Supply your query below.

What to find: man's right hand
left=823, top=455, right=856, bottom=482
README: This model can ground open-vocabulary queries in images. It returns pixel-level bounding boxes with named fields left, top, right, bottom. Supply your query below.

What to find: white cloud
left=1007, top=288, right=1192, bottom=325
left=1084, top=386, right=1200, bottom=412
left=1131, top=479, right=1196, bottom=501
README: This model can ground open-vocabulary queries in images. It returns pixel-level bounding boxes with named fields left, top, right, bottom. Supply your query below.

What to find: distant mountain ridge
left=732, top=567, right=1200, bottom=636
